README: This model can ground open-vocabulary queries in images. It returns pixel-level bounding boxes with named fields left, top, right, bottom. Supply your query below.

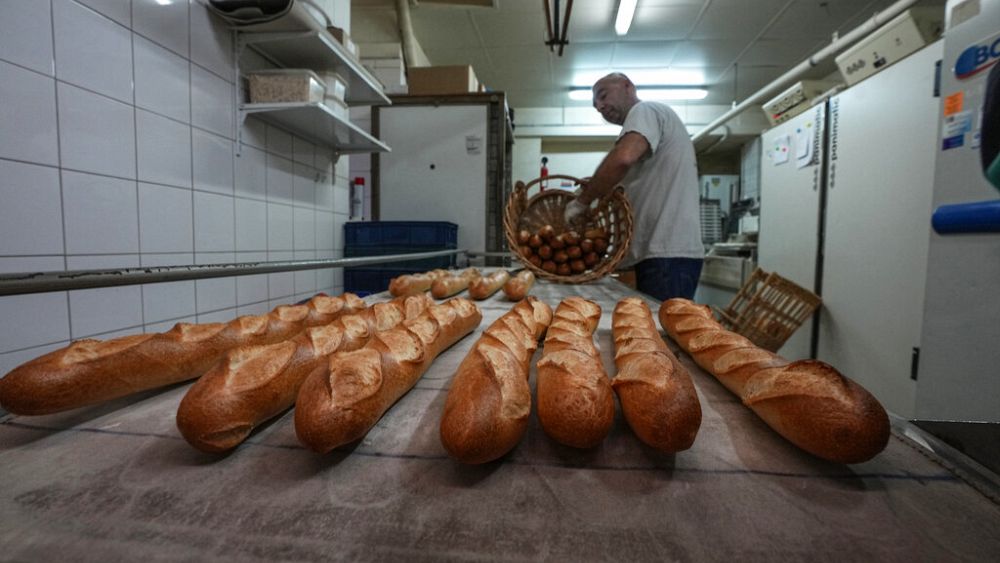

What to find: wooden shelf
left=241, top=102, right=390, bottom=154
left=240, top=30, right=390, bottom=106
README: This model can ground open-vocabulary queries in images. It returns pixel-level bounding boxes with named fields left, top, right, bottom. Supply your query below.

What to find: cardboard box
left=407, top=65, right=479, bottom=95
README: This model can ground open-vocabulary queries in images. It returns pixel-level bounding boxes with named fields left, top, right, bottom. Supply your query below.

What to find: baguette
left=468, top=270, right=510, bottom=300
left=612, top=298, right=702, bottom=452
left=389, top=269, right=449, bottom=297
left=430, top=268, right=481, bottom=299
left=536, top=297, right=614, bottom=448
left=295, top=298, right=482, bottom=453
left=658, top=298, right=890, bottom=463
left=502, top=270, right=535, bottom=301
left=176, top=294, right=433, bottom=453
left=440, top=297, right=554, bottom=464
left=0, top=293, right=366, bottom=416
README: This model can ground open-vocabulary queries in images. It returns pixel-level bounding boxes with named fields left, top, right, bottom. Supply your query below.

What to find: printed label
left=943, top=91, right=964, bottom=116
left=955, top=30, right=1000, bottom=80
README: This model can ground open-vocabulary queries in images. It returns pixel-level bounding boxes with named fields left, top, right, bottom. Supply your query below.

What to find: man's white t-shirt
left=617, top=101, right=703, bottom=267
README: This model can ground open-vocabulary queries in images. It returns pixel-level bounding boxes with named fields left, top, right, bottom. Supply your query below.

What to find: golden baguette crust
left=295, top=298, right=482, bottom=453
left=440, top=297, right=553, bottom=464
left=0, top=293, right=365, bottom=415
left=611, top=298, right=702, bottom=452
left=430, top=268, right=481, bottom=299
left=176, top=294, right=433, bottom=453
left=658, top=298, right=890, bottom=464
left=536, top=297, right=614, bottom=448
left=502, top=270, right=535, bottom=301
left=468, top=270, right=511, bottom=300
left=389, top=269, right=449, bottom=297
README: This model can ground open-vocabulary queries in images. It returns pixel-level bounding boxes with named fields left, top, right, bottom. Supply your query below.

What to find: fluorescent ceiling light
left=568, top=87, right=708, bottom=101
left=572, top=69, right=705, bottom=87
left=615, top=0, right=638, bottom=35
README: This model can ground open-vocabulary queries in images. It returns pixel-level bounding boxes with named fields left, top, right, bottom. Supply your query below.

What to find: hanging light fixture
left=543, top=0, right=574, bottom=56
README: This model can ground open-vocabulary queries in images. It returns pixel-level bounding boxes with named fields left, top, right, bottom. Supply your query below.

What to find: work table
left=1, top=277, right=998, bottom=561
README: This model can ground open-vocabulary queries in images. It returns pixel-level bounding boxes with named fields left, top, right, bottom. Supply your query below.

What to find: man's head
left=592, top=73, right=640, bottom=125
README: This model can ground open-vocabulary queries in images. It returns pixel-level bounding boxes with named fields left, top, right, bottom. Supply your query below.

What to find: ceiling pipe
left=692, top=0, right=920, bottom=143
left=395, top=0, right=425, bottom=68
left=700, top=125, right=730, bottom=155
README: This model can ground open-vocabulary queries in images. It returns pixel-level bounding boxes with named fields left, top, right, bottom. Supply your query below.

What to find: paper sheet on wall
left=771, top=135, right=791, bottom=165
left=796, top=123, right=814, bottom=169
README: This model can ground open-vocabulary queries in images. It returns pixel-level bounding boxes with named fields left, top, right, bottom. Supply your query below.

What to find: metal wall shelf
left=241, top=102, right=390, bottom=154
left=240, top=30, right=390, bottom=106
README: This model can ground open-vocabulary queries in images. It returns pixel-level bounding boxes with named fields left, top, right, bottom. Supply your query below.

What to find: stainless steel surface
left=701, top=255, right=754, bottom=290
left=0, top=250, right=464, bottom=296
left=1, top=278, right=998, bottom=561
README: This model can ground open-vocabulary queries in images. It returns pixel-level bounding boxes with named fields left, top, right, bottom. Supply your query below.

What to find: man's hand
left=563, top=198, right=588, bottom=226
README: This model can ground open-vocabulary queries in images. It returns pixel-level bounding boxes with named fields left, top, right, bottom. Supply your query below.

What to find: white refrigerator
left=915, top=0, right=1000, bottom=422
left=816, top=41, right=943, bottom=418
left=758, top=104, right=826, bottom=360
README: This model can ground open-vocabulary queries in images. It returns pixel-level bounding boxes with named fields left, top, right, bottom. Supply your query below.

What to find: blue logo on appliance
left=955, top=31, right=1000, bottom=80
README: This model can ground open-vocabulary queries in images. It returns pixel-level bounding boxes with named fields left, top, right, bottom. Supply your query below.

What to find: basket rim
left=504, top=175, right=633, bottom=283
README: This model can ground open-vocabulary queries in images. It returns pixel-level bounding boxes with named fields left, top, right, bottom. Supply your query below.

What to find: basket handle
left=520, top=174, right=585, bottom=194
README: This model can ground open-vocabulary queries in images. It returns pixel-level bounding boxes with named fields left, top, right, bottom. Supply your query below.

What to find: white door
left=817, top=42, right=942, bottom=417
left=759, top=104, right=826, bottom=360
left=379, top=105, right=488, bottom=254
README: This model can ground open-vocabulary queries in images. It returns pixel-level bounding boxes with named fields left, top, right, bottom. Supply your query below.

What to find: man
left=564, top=72, right=703, bottom=300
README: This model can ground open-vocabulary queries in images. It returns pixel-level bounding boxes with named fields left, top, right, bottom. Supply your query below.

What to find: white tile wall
left=62, top=170, right=140, bottom=254
left=193, top=129, right=234, bottom=195
left=134, top=35, right=191, bottom=123
left=54, top=0, right=133, bottom=104
left=58, top=83, right=137, bottom=178
left=0, top=1, right=54, bottom=76
left=0, top=161, right=64, bottom=256
left=138, top=182, right=193, bottom=253
left=0, top=0, right=360, bottom=372
left=137, top=109, right=193, bottom=188
left=0, top=61, right=59, bottom=166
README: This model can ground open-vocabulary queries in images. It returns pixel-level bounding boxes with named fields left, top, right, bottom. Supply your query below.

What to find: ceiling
left=357, top=0, right=931, bottom=109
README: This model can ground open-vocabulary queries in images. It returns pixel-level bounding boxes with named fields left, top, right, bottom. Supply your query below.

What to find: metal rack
left=0, top=250, right=468, bottom=297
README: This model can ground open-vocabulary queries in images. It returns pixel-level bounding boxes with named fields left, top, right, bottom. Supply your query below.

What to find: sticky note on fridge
left=796, top=125, right=811, bottom=159
left=773, top=135, right=791, bottom=165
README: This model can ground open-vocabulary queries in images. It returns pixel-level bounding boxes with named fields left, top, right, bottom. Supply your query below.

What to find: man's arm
left=578, top=132, right=650, bottom=205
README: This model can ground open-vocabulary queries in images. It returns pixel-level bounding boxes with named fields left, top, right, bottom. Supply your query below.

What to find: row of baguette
left=0, top=269, right=890, bottom=464
left=389, top=267, right=535, bottom=301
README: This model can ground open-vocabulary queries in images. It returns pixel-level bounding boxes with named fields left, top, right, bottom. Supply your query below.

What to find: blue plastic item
left=345, top=221, right=458, bottom=248
left=931, top=200, right=1000, bottom=234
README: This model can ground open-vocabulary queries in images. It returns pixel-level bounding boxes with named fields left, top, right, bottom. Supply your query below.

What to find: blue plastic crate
left=345, top=267, right=425, bottom=295
left=345, top=221, right=458, bottom=248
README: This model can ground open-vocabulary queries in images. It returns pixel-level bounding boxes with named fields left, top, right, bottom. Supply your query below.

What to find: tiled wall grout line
left=130, top=6, right=145, bottom=334
left=51, top=0, right=73, bottom=341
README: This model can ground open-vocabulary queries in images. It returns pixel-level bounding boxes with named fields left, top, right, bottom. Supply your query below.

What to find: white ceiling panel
left=739, top=37, right=817, bottom=67
left=610, top=41, right=680, bottom=68
left=410, top=9, right=482, bottom=49
left=473, top=11, right=548, bottom=46
left=688, top=0, right=790, bottom=40
left=626, top=5, right=704, bottom=41
left=670, top=38, right=748, bottom=67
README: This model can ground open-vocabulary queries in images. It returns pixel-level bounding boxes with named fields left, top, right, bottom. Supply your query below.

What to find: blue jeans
left=635, top=258, right=703, bottom=301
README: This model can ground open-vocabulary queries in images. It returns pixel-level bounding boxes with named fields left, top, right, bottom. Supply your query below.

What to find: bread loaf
left=0, top=293, right=366, bottom=415
left=176, top=294, right=433, bottom=453
left=658, top=298, right=890, bottom=463
left=502, top=270, right=535, bottom=301
left=295, top=298, right=482, bottom=453
left=468, top=270, right=510, bottom=300
left=611, top=298, right=702, bottom=452
left=536, top=297, right=614, bottom=448
left=440, top=297, right=553, bottom=464
left=430, top=268, right=481, bottom=299
left=389, top=269, right=449, bottom=297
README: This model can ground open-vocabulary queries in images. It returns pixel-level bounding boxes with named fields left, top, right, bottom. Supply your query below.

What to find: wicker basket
left=503, top=174, right=633, bottom=283
left=713, top=267, right=822, bottom=352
